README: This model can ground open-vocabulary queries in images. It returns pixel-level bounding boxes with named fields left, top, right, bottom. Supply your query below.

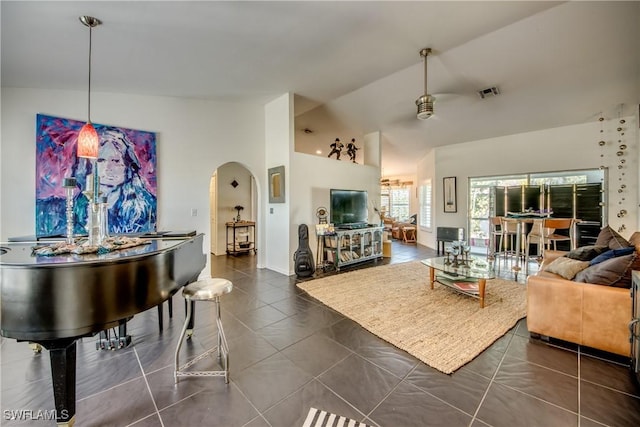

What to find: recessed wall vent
left=478, top=86, right=500, bottom=99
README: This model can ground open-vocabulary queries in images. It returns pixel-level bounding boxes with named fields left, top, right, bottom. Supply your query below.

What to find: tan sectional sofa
left=527, top=250, right=632, bottom=356
left=526, top=227, right=639, bottom=357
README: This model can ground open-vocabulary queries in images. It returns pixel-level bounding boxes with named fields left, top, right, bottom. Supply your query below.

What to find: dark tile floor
left=2, top=241, right=639, bottom=426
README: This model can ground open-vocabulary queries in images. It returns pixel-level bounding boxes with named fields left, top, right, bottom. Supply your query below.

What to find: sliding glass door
left=468, top=169, right=605, bottom=252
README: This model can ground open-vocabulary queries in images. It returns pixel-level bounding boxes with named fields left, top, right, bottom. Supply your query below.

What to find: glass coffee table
left=421, top=256, right=495, bottom=308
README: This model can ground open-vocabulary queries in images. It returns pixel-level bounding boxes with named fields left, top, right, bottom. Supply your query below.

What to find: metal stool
left=174, top=277, right=232, bottom=384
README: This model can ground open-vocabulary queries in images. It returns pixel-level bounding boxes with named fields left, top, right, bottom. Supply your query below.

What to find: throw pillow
left=629, top=232, right=640, bottom=251
left=543, top=257, right=590, bottom=280
left=621, top=250, right=640, bottom=289
left=564, top=245, right=608, bottom=261
left=594, top=225, right=630, bottom=250
left=589, top=246, right=636, bottom=266
left=574, top=252, right=636, bottom=288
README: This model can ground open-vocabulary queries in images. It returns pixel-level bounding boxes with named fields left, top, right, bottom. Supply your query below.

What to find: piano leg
left=158, top=297, right=175, bottom=332
left=158, top=304, right=164, bottom=331
left=45, top=339, right=77, bottom=427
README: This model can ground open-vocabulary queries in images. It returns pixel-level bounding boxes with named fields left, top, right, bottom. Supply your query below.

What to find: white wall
left=290, top=151, right=381, bottom=269
left=264, top=93, right=293, bottom=274
left=363, top=131, right=381, bottom=170
left=1, top=87, right=266, bottom=274
left=418, top=116, right=639, bottom=249
left=294, top=104, right=364, bottom=161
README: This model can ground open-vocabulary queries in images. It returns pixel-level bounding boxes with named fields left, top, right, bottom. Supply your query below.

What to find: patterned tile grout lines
left=263, top=330, right=363, bottom=424
left=578, top=346, right=582, bottom=427
left=478, top=335, right=583, bottom=425
left=76, top=373, right=141, bottom=404
left=212, top=303, right=357, bottom=425
left=255, top=334, right=368, bottom=426
left=470, top=330, right=515, bottom=426
left=133, top=346, right=165, bottom=427
left=231, top=378, right=274, bottom=427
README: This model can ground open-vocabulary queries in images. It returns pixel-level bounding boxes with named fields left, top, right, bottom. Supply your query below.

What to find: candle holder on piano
left=82, top=167, right=107, bottom=246
left=83, top=199, right=99, bottom=247
left=63, top=177, right=77, bottom=244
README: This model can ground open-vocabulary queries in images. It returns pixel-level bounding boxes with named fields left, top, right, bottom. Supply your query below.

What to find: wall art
left=268, top=165, right=285, bottom=203
left=35, top=114, right=157, bottom=236
left=443, top=176, right=457, bottom=213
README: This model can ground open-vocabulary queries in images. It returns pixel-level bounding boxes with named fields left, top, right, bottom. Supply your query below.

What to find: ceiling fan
left=380, top=178, right=413, bottom=187
left=415, top=47, right=435, bottom=120
left=380, top=178, right=399, bottom=186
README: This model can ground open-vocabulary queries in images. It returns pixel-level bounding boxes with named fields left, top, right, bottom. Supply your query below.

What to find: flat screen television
left=330, top=189, right=368, bottom=228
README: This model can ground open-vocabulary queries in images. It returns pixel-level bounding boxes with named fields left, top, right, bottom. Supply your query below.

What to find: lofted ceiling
left=2, top=1, right=639, bottom=176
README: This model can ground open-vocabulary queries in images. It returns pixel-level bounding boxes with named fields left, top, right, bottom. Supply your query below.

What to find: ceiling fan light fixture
left=416, top=94, right=435, bottom=120
left=416, top=47, right=435, bottom=120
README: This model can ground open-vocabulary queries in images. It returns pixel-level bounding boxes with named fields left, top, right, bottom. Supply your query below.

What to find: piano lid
left=0, top=237, right=194, bottom=267
left=1, top=234, right=206, bottom=341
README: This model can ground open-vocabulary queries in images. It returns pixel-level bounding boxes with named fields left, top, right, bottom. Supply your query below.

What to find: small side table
left=226, top=221, right=256, bottom=255
left=403, top=226, right=416, bottom=243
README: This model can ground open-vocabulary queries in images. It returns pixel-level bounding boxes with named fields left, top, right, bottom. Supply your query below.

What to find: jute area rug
left=297, top=260, right=527, bottom=374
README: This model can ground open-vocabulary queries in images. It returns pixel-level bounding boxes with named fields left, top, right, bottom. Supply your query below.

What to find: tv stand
left=322, top=226, right=383, bottom=271
left=337, top=223, right=369, bottom=230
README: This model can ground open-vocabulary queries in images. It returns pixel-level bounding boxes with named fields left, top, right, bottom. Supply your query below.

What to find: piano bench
left=174, top=277, right=233, bottom=384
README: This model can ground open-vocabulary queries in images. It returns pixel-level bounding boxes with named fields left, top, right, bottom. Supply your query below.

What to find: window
left=468, top=169, right=603, bottom=250
left=468, top=175, right=527, bottom=248
left=380, top=187, right=390, bottom=216
left=419, top=179, right=432, bottom=230
left=530, top=171, right=589, bottom=185
left=380, top=186, right=410, bottom=220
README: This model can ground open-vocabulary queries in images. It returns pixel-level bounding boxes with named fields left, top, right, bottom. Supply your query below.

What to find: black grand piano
left=0, top=234, right=206, bottom=426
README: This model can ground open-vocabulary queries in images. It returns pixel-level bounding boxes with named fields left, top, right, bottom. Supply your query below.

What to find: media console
left=323, top=226, right=383, bottom=271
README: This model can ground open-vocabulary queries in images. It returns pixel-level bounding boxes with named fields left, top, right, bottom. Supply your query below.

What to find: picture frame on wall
left=268, top=165, right=285, bottom=203
left=443, top=176, right=457, bottom=213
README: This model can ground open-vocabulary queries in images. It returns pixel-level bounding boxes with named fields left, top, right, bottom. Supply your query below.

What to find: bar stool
left=526, top=218, right=575, bottom=257
left=174, top=277, right=232, bottom=384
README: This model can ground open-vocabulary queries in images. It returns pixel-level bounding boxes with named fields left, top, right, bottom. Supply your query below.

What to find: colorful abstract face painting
left=35, top=114, right=157, bottom=237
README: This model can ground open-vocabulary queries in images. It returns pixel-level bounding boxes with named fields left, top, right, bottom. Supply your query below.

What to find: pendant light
left=77, top=16, right=101, bottom=159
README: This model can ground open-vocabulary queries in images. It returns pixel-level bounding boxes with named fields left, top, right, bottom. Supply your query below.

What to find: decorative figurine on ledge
left=346, top=138, right=359, bottom=163
left=327, top=138, right=344, bottom=160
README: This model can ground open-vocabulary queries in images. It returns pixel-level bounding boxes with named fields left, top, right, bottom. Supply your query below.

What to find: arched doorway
left=209, top=162, right=258, bottom=256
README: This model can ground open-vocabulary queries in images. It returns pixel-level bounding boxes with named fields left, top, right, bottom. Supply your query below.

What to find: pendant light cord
left=87, top=25, right=93, bottom=123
